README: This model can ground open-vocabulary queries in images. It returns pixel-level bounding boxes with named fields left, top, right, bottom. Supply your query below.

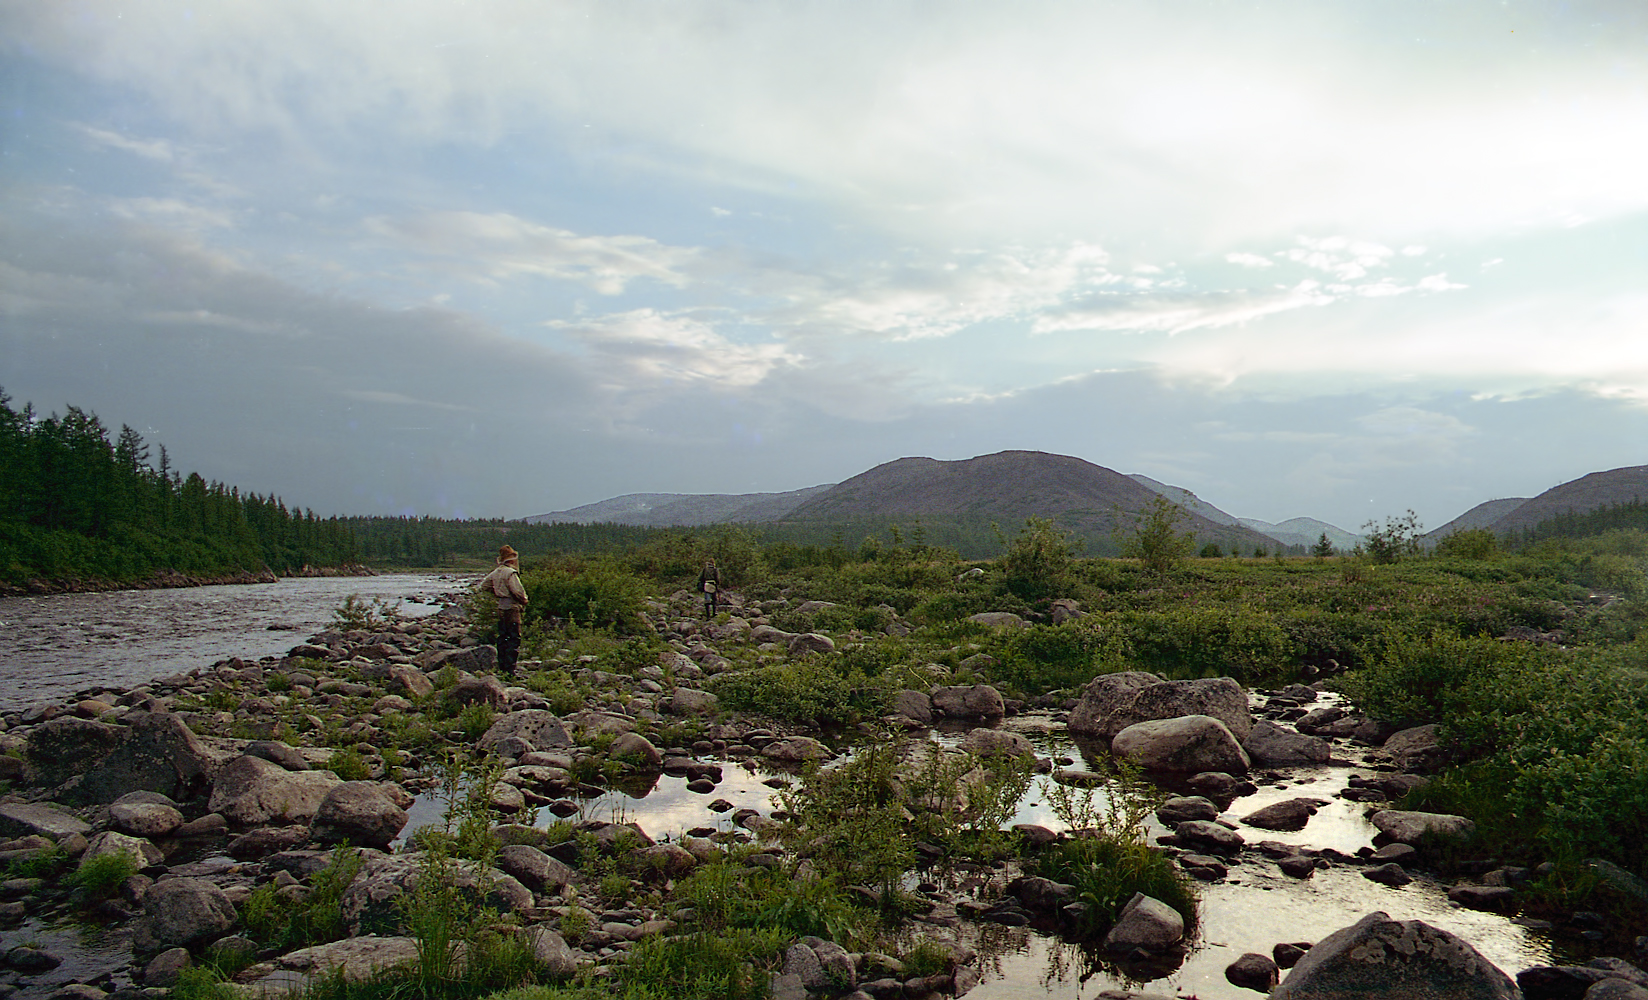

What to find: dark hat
left=498, top=545, right=519, bottom=563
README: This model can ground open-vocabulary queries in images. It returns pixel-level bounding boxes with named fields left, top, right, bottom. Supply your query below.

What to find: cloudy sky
left=3, top=1, right=1646, bottom=531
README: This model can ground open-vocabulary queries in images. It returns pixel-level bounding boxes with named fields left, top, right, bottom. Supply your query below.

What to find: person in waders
left=480, top=545, right=529, bottom=677
left=697, top=558, right=721, bottom=618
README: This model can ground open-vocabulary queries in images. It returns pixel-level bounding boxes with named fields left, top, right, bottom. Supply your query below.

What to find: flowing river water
left=0, top=579, right=1564, bottom=998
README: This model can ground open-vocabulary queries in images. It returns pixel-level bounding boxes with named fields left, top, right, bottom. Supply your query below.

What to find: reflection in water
left=404, top=709, right=1553, bottom=1000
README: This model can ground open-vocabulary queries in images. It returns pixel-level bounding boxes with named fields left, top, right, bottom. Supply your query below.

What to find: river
left=0, top=574, right=468, bottom=713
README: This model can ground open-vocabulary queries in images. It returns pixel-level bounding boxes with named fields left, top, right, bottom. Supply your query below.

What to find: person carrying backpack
left=696, top=558, right=721, bottom=618
left=479, top=545, right=529, bottom=676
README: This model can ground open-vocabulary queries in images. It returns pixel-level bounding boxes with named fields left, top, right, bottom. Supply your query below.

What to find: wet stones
left=130, top=877, right=238, bottom=955
left=1241, top=798, right=1326, bottom=831
left=1449, top=885, right=1519, bottom=912
left=958, top=728, right=1034, bottom=757
left=1071, top=674, right=1251, bottom=742
left=1363, top=863, right=1414, bottom=887
left=1277, top=855, right=1318, bottom=879
left=930, top=684, right=1005, bottom=720
left=310, top=781, right=411, bottom=849
left=1174, top=820, right=1244, bottom=855
left=1243, top=721, right=1332, bottom=766
left=208, top=755, right=341, bottom=827
left=1383, top=724, right=1452, bottom=773
left=1227, top=951, right=1280, bottom=992
left=1272, top=912, right=1519, bottom=999
left=478, top=710, right=572, bottom=753
left=1112, top=716, right=1251, bottom=774
left=1370, top=809, right=1476, bottom=844
left=1156, top=796, right=1219, bottom=825
left=1104, top=892, right=1185, bottom=951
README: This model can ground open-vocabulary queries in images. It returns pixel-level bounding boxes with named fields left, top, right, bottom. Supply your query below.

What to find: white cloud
left=109, top=197, right=234, bottom=231
left=547, top=309, right=802, bottom=390
left=1034, top=280, right=1336, bottom=336
left=18, top=3, right=1648, bottom=247
left=367, top=212, right=698, bottom=295
left=1225, top=252, right=1273, bottom=268
left=765, top=243, right=1115, bottom=340
left=75, top=124, right=176, bottom=162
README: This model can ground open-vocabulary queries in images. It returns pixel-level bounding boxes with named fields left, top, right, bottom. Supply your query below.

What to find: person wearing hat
left=479, top=545, right=529, bottom=676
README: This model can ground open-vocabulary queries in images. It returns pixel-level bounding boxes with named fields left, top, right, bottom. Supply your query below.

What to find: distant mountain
left=524, top=484, right=833, bottom=527
left=1127, top=475, right=1241, bottom=525
left=1239, top=517, right=1364, bottom=552
left=1126, top=475, right=1359, bottom=551
left=787, top=451, right=1277, bottom=552
left=1483, top=465, right=1648, bottom=536
left=1424, top=498, right=1530, bottom=540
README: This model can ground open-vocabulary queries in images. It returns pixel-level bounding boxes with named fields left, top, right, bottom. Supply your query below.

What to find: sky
left=3, top=1, right=1647, bottom=532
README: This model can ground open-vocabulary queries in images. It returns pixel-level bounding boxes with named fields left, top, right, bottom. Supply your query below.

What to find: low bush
left=1031, top=835, right=1198, bottom=940
left=709, top=659, right=888, bottom=725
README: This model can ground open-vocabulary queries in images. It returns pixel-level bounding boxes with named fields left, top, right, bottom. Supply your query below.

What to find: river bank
left=0, top=564, right=381, bottom=600
left=1, top=581, right=1643, bottom=1000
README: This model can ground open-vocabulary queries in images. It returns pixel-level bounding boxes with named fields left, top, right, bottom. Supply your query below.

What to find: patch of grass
left=241, top=846, right=364, bottom=950
left=323, top=748, right=372, bottom=781
left=457, top=703, right=496, bottom=741
left=1031, top=835, right=1198, bottom=941
left=619, top=927, right=785, bottom=1000
left=66, top=852, right=138, bottom=900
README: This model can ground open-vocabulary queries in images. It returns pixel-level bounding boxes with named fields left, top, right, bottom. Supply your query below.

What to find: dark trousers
left=498, top=611, right=522, bottom=675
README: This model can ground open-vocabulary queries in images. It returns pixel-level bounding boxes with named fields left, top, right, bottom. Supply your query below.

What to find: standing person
left=696, top=558, right=721, bottom=618
left=480, top=545, right=529, bottom=677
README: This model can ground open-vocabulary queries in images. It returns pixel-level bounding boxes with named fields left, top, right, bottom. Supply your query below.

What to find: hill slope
left=787, top=451, right=1277, bottom=552
left=524, top=484, right=832, bottom=527
left=1239, top=517, right=1364, bottom=552
left=1487, top=465, right=1648, bottom=535
left=1424, top=497, right=1530, bottom=540
left=1127, top=475, right=1241, bottom=525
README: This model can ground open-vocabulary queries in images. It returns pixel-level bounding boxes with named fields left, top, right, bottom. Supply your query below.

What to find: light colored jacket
left=480, top=564, right=528, bottom=610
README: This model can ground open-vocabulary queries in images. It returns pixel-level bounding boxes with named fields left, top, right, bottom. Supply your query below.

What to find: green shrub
left=1032, top=835, right=1198, bottom=940
left=241, top=846, right=363, bottom=950
left=1107, top=605, right=1294, bottom=680
left=1435, top=528, right=1498, bottom=560
left=520, top=557, right=648, bottom=630
left=710, top=660, right=887, bottom=724
left=324, top=748, right=372, bottom=781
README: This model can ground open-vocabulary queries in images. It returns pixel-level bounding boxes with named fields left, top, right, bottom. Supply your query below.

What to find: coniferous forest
left=0, top=390, right=357, bottom=589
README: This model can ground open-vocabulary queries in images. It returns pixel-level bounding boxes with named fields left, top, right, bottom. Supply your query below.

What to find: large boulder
left=666, top=688, right=719, bottom=716
left=71, top=712, right=214, bottom=805
left=762, top=736, right=832, bottom=763
left=310, top=782, right=410, bottom=848
left=247, top=936, right=421, bottom=994
left=1067, top=671, right=1165, bottom=737
left=109, top=796, right=185, bottom=838
left=1104, top=893, right=1185, bottom=951
left=891, top=690, right=933, bottom=725
left=958, top=728, right=1035, bottom=758
left=495, top=845, right=575, bottom=891
left=340, top=854, right=531, bottom=936
left=1383, top=724, right=1451, bottom=773
left=24, top=717, right=125, bottom=788
left=1071, top=674, right=1251, bottom=742
left=1244, top=721, right=1332, bottom=766
left=1112, top=716, right=1251, bottom=773
left=1272, top=911, right=1519, bottom=999
left=1241, top=798, right=1325, bottom=832
left=208, top=755, right=342, bottom=827
left=478, top=711, right=571, bottom=754
left=0, top=803, right=93, bottom=842
left=81, top=830, right=164, bottom=869
left=131, top=878, right=238, bottom=955
left=931, top=685, right=1006, bottom=720
left=446, top=675, right=508, bottom=709
left=1370, top=810, right=1476, bottom=844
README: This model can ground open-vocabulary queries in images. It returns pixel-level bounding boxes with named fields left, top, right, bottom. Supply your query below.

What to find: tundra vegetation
left=5, top=510, right=1647, bottom=1000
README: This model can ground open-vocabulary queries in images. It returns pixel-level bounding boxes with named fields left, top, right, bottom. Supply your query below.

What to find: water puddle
left=0, top=919, right=135, bottom=1000
left=423, top=706, right=1559, bottom=1000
